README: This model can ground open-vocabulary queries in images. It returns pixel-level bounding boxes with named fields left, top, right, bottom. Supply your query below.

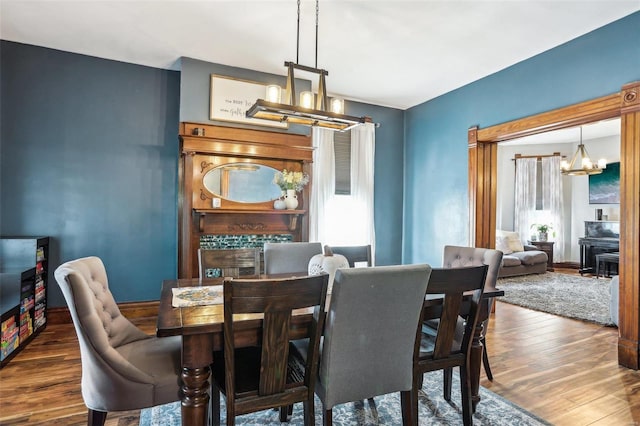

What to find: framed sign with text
left=209, top=75, right=288, bottom=128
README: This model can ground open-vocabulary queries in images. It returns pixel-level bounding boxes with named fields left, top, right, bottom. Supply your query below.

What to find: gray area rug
left=139, top=371, right=550, bottom=425
left=497, top=272, right=613, bottom=325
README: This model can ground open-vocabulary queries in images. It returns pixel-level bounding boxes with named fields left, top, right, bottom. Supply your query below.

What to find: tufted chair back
left=55, top=256, right=180, bottom=425
left=443, top=245, right=503, bottom=290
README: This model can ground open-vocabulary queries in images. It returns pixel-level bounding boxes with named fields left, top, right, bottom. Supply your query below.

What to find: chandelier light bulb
left=560, top=160, right=570, bottom=170
left=597, top=158, right=607, bottom=169
left=265, top=85, right=281, bottom=103
left=331, top=98, right=344, bottom=114
left=300, top=91, right=314, bottom=109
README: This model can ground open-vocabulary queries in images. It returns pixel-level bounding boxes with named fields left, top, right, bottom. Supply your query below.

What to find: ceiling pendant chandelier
left=246, top=0, right=368, bottom=131
left=560, top=126, right=607, bottom=176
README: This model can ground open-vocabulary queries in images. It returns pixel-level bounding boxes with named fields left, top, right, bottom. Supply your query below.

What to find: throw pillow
left=495, top=235, right=513, bottom=254
left=496, top=230, right=525, bottom=253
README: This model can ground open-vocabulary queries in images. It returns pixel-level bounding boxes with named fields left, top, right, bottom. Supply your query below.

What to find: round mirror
left=202, top=163, right=283, bottom=203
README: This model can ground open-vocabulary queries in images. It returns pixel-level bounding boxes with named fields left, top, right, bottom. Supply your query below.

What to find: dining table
left=156, top=276, right=504, bottom=426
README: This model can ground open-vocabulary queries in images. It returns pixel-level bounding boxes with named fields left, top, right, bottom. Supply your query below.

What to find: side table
left=527, top=240, right=554, bottom=271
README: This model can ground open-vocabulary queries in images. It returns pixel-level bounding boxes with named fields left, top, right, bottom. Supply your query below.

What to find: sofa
left=498, top=245, right=548, bottom=277
left=496, top=230, right=548, bottom=278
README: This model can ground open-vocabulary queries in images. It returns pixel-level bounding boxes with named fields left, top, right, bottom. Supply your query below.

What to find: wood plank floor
left=2, top=282, right=640, bottom=425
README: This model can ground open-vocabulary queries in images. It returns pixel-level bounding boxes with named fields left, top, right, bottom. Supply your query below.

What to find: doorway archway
left=468, top=81, right=640, bottom=369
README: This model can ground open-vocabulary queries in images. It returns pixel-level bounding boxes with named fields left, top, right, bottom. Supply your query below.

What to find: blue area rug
left=139, top=371, right=550, bottom=425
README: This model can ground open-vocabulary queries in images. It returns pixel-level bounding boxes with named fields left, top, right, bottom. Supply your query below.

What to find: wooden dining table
left=156, top=276, right=504, bottom=426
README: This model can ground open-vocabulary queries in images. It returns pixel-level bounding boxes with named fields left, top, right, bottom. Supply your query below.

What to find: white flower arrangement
left=274, top=169, right=309, bottom=192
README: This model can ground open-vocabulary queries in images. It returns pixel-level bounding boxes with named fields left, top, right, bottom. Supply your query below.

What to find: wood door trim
left=468, top=81, right=640, bottom=369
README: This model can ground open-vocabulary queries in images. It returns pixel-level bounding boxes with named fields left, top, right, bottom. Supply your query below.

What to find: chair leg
left=323, top=407, right=333, bottom=426
left=459, top=366, right=473, bottom=426
left=211, top=384, right=221, bottom=426
left=482, top=340, right=494, bottom=381
left=279, top=405, right=293, bottom=422
left=443, top=367, right=453, bottom=402
left=400, top=389, right=417, bottom=426
left=303, top=394, right=315, bottom=426
left=88, top=409, right=107, bottom=426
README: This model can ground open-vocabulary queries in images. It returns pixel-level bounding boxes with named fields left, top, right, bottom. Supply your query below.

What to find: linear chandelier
left=245, top=0, right=369, bottom=132
left=560, top=127, right=607, bottom=176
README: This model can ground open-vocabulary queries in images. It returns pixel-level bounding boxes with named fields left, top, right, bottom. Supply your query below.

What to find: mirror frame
left=192, top=155, right=304, bottom=211
left=201, top=160, right=284, bottom=204
left=468, top=81, right=640, bottom=369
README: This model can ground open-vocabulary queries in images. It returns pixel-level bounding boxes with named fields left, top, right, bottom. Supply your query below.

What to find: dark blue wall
left=1, top=41, right=181, bottom=307
left=403, top=12, right=640, bottom=265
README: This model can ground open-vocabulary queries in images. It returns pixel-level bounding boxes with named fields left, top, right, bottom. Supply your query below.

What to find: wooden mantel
left=178, top=123, right=313, bottom=278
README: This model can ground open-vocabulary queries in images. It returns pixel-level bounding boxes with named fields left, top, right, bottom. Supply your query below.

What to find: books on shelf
left=34, top=302, right=46, bottom=329
left=19, top=311, right=33, bottom=340
left=36, top=247, right=45, bottom=262
left=35, top=279, right=45, bottom=303
left=1, top=316, right=20, bottom=360
left=20, top=295, right=34, bottom=313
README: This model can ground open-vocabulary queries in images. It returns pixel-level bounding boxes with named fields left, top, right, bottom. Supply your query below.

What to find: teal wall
left=178, top=57, right=405, bottom=266
left=403, top=12, right=640, bottom=266
left=1, top=41, right=181, bottom=307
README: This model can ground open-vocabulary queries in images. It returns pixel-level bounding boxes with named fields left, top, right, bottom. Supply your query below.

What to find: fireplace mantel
left=178, top=123, right=312, bottom=278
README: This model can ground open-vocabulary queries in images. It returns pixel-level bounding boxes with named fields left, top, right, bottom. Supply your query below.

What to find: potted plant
left=531, top=223, right=553, bottom=242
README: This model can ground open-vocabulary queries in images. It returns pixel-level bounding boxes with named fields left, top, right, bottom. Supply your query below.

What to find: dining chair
left=210, top=274, right=329, bottom=426
left=326, top=244, right=372, bottom=267
left=198, top=247, right=260, bottom=280
left=292, top=264, right=432, bottom=426
left=263, top=242, right=323, bottom=274
left=412, top=265, right=489, bottom=426
left=54, top=256, right=181, bottom=426
left=441, top=245, right=503, bottom=381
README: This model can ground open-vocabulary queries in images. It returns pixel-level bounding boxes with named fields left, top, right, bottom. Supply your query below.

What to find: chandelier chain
left=315, top=0, right=319, bottom=68
left=296, top=0, right=300, bottom=64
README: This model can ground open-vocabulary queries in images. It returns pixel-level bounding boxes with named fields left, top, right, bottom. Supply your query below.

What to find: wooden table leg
left=470, top=300, right=490, bottom=413
left=181, top=334, right=213, bottom=426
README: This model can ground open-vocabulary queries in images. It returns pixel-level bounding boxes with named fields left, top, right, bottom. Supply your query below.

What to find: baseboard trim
left=47, top=301, right=161, bottom=325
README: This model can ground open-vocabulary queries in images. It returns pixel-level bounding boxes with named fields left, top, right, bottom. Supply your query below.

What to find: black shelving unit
left=0, top=237, right=49, bottom=368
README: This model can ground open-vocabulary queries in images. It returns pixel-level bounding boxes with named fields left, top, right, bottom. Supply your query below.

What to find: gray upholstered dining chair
left=263, top=242, right=323, bottom=274
left=292, top=264, right=432, bottom=425
left=441, top=245, right=503, bottom=381
left=54, top=256, right=181, bottom=426
left=327, top=244, right=372, bottom=267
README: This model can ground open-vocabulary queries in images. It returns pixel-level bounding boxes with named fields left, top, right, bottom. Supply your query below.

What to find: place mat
left=171, top=286, right=223, bottom=307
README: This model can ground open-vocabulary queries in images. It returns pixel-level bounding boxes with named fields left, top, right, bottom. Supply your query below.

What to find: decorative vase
left=538, top=232, right=548, bottom=242
left=284, top=189, right=298, bottom=210
left=274, top=191, right=286, bottom=210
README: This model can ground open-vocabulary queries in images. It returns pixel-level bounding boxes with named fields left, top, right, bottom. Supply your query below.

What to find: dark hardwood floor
left=2, top=269, right=640, bottom=425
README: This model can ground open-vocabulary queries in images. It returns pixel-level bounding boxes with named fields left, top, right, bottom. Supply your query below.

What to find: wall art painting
left=589, top=161, right=620, bottom=204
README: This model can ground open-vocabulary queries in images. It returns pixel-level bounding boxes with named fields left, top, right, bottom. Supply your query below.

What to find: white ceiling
left=1, top=1, right=638, bottom=110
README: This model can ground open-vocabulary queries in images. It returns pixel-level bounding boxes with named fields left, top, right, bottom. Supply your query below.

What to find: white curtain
left=309, top=127, right=335, bottom=244
left=542, top=156, right=565, bottom=262
left=514, top=158, right=537, bottom=244
left=350, top=123, right=376, bottom=263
